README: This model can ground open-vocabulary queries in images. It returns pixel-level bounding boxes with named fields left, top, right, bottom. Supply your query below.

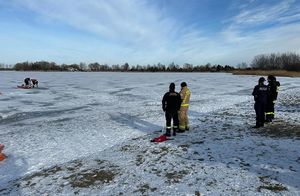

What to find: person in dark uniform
left=24, top=78, right=31, bottom=86
left=265, top=75, right=280, bottom=122
left=162, top=83, right=182, bottom=136
left=252, top=77, right=268, bottom=128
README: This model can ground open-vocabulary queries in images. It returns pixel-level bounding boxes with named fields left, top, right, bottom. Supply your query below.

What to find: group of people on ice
left=159, top=74, right=280, bottom=140
left=162, top=82, right=191, bottom=137
left=22, top=78, right=39, bottom=88
left=252, top=75, right=280, bottom=128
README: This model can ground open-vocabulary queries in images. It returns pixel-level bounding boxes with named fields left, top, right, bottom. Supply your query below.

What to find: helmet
left=267, top=75, right=276, bottom=81
left=259, top=77, right=265, bottom=83
left=181, top=82, right=187, bottom=87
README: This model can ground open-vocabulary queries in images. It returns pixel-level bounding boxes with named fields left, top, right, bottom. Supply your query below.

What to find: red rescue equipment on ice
left=0, top=144, right=6, bottom=161
left=151, top=134, right=167, bottom=142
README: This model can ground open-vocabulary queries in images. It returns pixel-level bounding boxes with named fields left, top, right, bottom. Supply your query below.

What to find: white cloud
left=11, top=0, right=179, bottom=50
left=231, top=0, right=297, bottom=27
left=207, top=0, right=300, bottom=65
left=2, top=0, right=300, bottom=66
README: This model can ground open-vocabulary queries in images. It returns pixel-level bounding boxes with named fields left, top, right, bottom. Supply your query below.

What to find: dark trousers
left=265, top=101, right=275, bottom=121
left=165, top=110, right=179, bottom=135
left=254, top=102, right=265, bottom=127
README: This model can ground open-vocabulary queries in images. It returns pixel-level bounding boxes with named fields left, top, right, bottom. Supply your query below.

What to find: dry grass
left=251, top=120, right=300, bottom=139
left=68, top=169, right=118, bottom=188
left=231, top=70, right=300, bottom=77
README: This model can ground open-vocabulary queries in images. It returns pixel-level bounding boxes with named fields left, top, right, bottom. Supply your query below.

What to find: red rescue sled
left=151, top=134, right=168, bottom=142
left=17, top=85, right=32, bottom=89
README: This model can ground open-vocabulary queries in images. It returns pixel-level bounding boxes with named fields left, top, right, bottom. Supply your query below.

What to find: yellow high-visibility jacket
left=180, top=87, right=191, bottom=107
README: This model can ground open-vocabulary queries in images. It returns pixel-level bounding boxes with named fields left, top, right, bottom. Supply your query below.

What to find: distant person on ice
left=178, top=82, right=191, bottom=132
left=252, top=77, right=268, bottom=128
left=23, top=78, right=38, bottom=88
left=162, top=83, right=181, bottom=137
left=31, top=79, right=39, bottom=88
left=265, top=75, right=280, bottom=122
left=24, top=78, right=31, bottom=86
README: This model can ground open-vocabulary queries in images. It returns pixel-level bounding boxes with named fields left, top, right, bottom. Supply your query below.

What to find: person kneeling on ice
left=162, top=83, right=181, bottom=137
left=31, top=79, right=38, bottom=88
left=252, top=77, right=268, bottom=128
left=24, top=78, right=31, bottom=87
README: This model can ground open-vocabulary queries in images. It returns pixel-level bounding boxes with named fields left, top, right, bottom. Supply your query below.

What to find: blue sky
left=0, top=0, right=300, bottom=66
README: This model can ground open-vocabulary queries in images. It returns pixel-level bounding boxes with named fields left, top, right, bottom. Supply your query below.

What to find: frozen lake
left=0, top=71, right=299, bottom=193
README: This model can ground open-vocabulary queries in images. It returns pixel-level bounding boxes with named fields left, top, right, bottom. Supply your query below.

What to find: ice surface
left=0, top=72, right=299, bottom=195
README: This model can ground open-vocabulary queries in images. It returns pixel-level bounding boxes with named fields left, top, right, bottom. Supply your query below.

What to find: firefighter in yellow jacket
left=178, top=82, right=191, bottom=132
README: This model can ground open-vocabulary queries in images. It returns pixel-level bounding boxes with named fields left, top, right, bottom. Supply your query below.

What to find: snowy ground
left=0, top=72, right=299, bottom=195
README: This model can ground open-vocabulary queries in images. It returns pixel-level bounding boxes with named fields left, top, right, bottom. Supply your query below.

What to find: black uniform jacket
left=268, top=81, right=281, bottom=101
left=252, top=84, right=268, bottom=103
left=162, top=91, right=182, bottom=112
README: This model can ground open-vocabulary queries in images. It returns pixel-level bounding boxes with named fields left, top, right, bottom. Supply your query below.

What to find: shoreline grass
left=230, top=70, right=300, bottom=77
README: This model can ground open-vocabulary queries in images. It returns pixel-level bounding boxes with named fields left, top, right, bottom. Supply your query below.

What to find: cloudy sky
left=0, top=0, right=300, bottom=66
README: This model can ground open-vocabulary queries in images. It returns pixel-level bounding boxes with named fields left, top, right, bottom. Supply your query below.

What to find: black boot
left=252, top=122, right=261, bottom=128
left=177, top=129, right=185, bottom=133
left=173, top=129, right=177, bottom=136
left=165, top=129, right=171, bottom=137
left=265, top=119, right=272, bottom=123
left=265, top=115, right=272, bottom=123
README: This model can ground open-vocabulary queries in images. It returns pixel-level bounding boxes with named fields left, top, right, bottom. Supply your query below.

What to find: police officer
left=178, top=82, right=191, bottom=132
left=162, top=83, right=182, bottom=136
left=265, top=75, right=280, bottom=122
left=252, top=77, right=268, bottom=128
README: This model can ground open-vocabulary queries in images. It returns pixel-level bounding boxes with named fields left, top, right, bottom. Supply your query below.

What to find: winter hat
left=268, top=75, right=276, bottom=81
left=169, top=83, right=175, bottom=91
left=259, top=77, right=265, bottom=84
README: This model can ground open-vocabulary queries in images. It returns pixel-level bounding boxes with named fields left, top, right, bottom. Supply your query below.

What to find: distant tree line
left=11, top=61, right=235, bottom=72
left=0, top=63, right=13, bottom=70
left=4, top=52, right=299, bottom=72
left=250, top=52, right=300, bottom=71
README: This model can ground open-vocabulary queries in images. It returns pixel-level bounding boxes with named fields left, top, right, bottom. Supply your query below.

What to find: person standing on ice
left=265, top=75, right=280, bottom=122
left=178, top=82, right=191, bottom=132
left=252, top=77, right=268, bottom=128
left=162, top=83, right=182, bottom=137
